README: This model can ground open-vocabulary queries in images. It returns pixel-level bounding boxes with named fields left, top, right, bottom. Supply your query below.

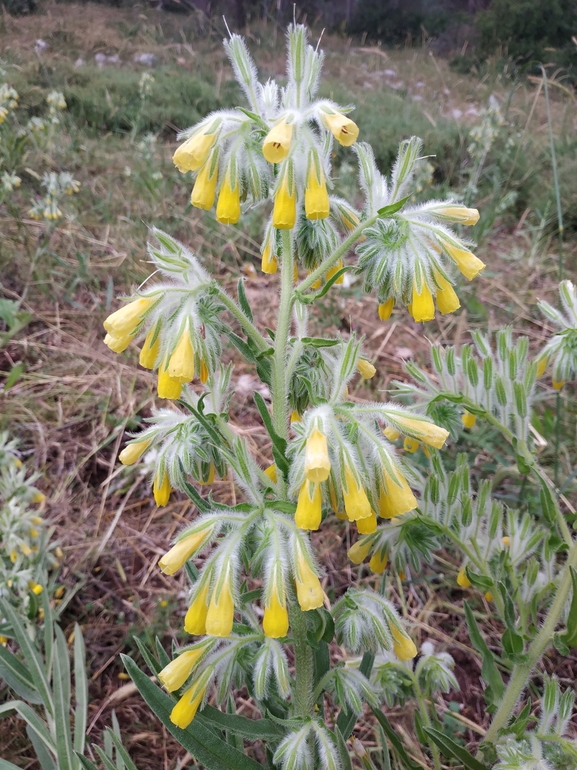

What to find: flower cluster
left=0, top=83, right=18, bottom=123
left=28, top=172, right=80, bottom=221
left=46, top=90, right=67, bottom=124
left=103, top=230, right=222, bottom=399
left=537, top=280, right=577, bottom=390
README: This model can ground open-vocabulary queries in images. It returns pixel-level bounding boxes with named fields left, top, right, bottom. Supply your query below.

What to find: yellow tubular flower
left=323, top=111, right=359, bottom=146
left=384, top=427, right=401, bottom=441
left=184, top=583, right=210, bottom=635
left=158, top=359, right=183, bottom=400
left=502, top=536, right=511, bottom=547
left=348, top=539, right=371, bottom=564
left=290, top=411, right=302, bottom=423
left=305, top=164, right=330, bottom=220
left=170, top=682, right=207, bottom=729
left=553, top=379, right=564, bottom=391
left=457, top=566, right=471, bottom=588
left=295, top=553, right=324, bottom=611
left=262, top=119, right=294, bottom=163
left=168, top=326, right=195, bottom=383
left=264, top=464, right=278, bottom=483
left=444, top=242, right=486, bottom=280
left=343, top=466, right=372, bottom=521
left=379, top=468, right=418, bottom=519
left=485, top=591, right=494, bottom=602
left=536, top=356, right=548, bottom=378
left=411, top=282, right=435, bottom=323
left=295, top=480, right=322, bottom=531
left=436, top=205, right=480, bottom=226
left=403, top=437, right=420, bottom=453
left=390, top=624, right=418, bottom=661
left=378, top=298, right=395, bottom=320
left=153, top=473, right=172, bottom=507
left=326, top=259, right=344, bottom=285
left=434, top=273, right=461, bottom=315
left=139, top=327, right=161, bottom=369
left=159, top=648, right=206, bottom=692
left=273, top=174, right=297, bottom=229
left=216, top=176, right=241, bottom=225
left=104, top=333, right=132, bottom=353
left=200, top=360, right=209, bottom=384
left=462, top=411, right=476, bottom=429
left=309, top=272, right=322, bottom=290
left=191, top=159, right=218, bottom=211
left=104, top=297, right=155, bottom=338
left=357, top=359, right=376, bottom=379
left=261, top=242, right=278, bottom=275
left=392, top=414, right=449, bottom=449
left=356, top=511, right=377, bottom=535
left=159, top=530, right=212, bottom=575
left=173, top=131, right=216, bottom=173
left=304, top=428, right=331, bottom=482
left=369, top=551, right=389, bottom=574
left=119, top=439, right=151, bottom=466
left=263, top=590, right=289, bottom=638
left=206, top=576, right=235, bottom=637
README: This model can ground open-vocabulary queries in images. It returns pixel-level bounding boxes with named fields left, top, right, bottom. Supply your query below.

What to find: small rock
left=133, top=53, right=156, bottom=66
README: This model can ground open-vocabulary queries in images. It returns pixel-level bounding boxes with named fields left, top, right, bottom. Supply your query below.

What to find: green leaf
left=123, top=654, right=264, bottom=770
left=199, top=706, right=284, bottom=741
left=94, top=746, right=120, bottom=770
left=332, top=726, right=353, bottom=770
left=496, top=583, right=516, bottom=630
left=0, top=600, right=54, bottom=714
left=237, top=278, right=253, bottom=322
left=133, top=637, right=162, bottom=677
left=308, top=266, right=353, bottom=301
left=465, top=569, right=493, bottom=592
left=502, top=628, right=524, bottom=656
left=27, top=724, right=56, bottom=770
left=53, top=625, right=78, bottom=770
left=463, top=602, right=505, bottom=703
left=253, top=392, right=289, bottom=478
left=300, top=337, right=340, bottom=348
left=0, top=644, right=43, bottom=704
left=4, top=362, right=25, bottom=390
left=370, top=709, right=424, bottom=770
left=336, top=652, right=374, bottom=739
left=105, top=728, right=140, bottom=770
left=377, top=195, right=411, bottom=218
left=539, top=484, right=558, bottom=525
left=73, top=624, right=88, bottom=755
left=0, top=760, right=25, bottom=770
left=76, top=756, right=99, bottom=770
left=424, top=728, right=490, bottom=770
left=0, top=700, right=55, bottom=758
left=564, top=567, right=577, bottom=647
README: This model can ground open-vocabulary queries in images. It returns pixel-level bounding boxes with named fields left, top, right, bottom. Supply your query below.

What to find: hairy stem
left=272, top=230, right=294, bottom=445
left=216, top=286, right=269, bottom=352
left=411, top=672, right=441, bottom=770
left=289, top=602, right=315, bottom=718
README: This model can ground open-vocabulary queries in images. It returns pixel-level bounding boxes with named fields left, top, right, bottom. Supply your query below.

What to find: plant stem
left=480, top=539, right=577, bottom=754
left=272, top=230, right=294, bottom=444
left=288, top=602, right=314, bottom=718
left=216, top=286, right=269, bottom=352
left=411, top=672, right=441, bottom=770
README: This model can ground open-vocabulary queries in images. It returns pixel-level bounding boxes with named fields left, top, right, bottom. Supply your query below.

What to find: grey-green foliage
left=0, top=598, right=137, bottom=770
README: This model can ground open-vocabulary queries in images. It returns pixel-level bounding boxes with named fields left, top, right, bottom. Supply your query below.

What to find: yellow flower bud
left=191, top=158, right=218, bottom=211
left=443, top=242, right=486, bottom=281
left=304, top=429, right=331, bottom=482
left=153, top=472, right=171, bottom=507
left=502, top=536, right=511, bottom=547
left=536, top=356, right=548, bottom=378
left=139, top=327, right=161, bottom=370
left=326, top=259, right=345, bottom=285
left=264, top=463, right=278, bottom=483
left=29, top=583, right=43, bottom=595
left=434, top=272, right=461, bottom=315
left=295, top=553, right=324, bottom=611
left=157, top=358, right=182, bottom=400
left=295, top=480, right=322, bottom=531
left=32, top=492, right=45, bottom=504
left=348, top=539, right=371, bottom=564
left=390, top=624, right=417, bottom=661
left=104, top=333, right=132, bottom=354
left=553, top=379, right=564, bottom=390
left=197, top=463, right=215, bottom=486
left=461, top=411, right=476, bottom=430
left=159, top=647, right=206, bottom=692
left=263, top=590, right=289, bottom=638
left=391, top=414, right=449, bottom=449
left=20, top=543, right=32, bottom=557
left=184, top=583, right=210, bottom=635
left=173, top=131, right=216, bottom=173
left=273, top=174, right=297, bottom=230
left=200, top=360, right=209, bottom=383
left=168, top=325, right=195, bottom=383
left=31, top=516, right=43, bottom=525
left=290, top=411, right=302, bottom=423
left=457, top=566, right=471, bottom=588
left=357, top=359, right=376, bottom=379
left=119, top=439, right=151, bottom=466
left=378, top=298, right=394, bottom=321
left=356, top=511, right=377, bottom=534
left=322, top=111, right=359, bottom=146
left=343, top=466, right=372, bottom=522
left=434, top=205, right=480, bottom=226
left=379, top=468, right=417, bottom=519
left=484, top=591, right=494, bottom=602
left=170, top=681, right=207, bottom=729
left=206, top=574, right=235, bottom=637
left=369, top=551, right=389, bottom=574
left=159, top=530, right=212, bottom=575
left=261, top=242, right=278, bottom=275
left=308, top=271, right=322, bottom=290
left=305, top=164, right=330, bottom=220
left=216, top=176, right=241, bottom=225
left=104, top=297, right=155, bottom=338
left=403, top=437, right=420, bottom=453
left=411, top=282, right=435, bottom=323
left=384, top=427, right=401, bottom=441
left=262, top=119, right=293, bottom=163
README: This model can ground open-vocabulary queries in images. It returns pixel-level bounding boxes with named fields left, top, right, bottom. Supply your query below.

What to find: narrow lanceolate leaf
left=253, top=392, right=289, bottom=476
left=377, top=194, right=411, bottom=218
left=123, top=654, right=264, bottom=770
left=73, top=624, right=88, bottom=755
left=0, top=600, right=54, bottom=715
left=0, top=644, right=43, bottom=704
left=370, top=709, right=424, bottom=770
left=27, top=724, right=56, bottom=770
left=53, top=625, right=78, bottom=770
left=332, top=726, right=353, bottom=770
left=0, top=701, right=55, bottom=758
left=200, top=706, right=284, bottom=740
left=105, top=727, right=140, bottom=770
left=424, top=728, right=490, bottom=770
left=76, top=756, right=99, bottom=770
left=463, top=602, right=505, bottom=702
left=564, top=567, right=577, bottom=648
left=237, top=278, right=253, bottom=322
left=0, top=760, right=25, bottom=770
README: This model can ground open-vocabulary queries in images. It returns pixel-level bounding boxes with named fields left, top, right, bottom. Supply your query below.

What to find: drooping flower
left=457, top=566, right=471, bottom=588
left=369, top=551, right=388, bottom=574
left=153, top=471, right=172, bottom=507
left=378, top=298, right=395, bottom=320
left=119, top=438, right=151, bottom=466
left=173, top=130, right=217, bottom=173
left=184, top=582, right=210, bottom=635
left=295, top=480, right=322, bottom=531
left=378, top=468, right=417, bottom=519
left=263, top=588, right=289, bottom=638
left=410, top=282, right=435, bottom=323
left=263, top=118, right=294, bottom=163
left=326, top=259, right=345, bottom=285
left=170, top=680, right=208, bottom=729
left=157, top=358, right=183, bottom=400
left=158, top=647, right=208, bottom=691
left=139, top=326, right=161, bottom=369
left=357, top=359, right=376, bottom=379
left=206, top=571, right=235, bottom=637
left=322, top=110, right=359, bottom=146
left=461, top=411, right=476, bottom=429
left=430, top=205, right=480, bottom=226
left=191, top=156, right=219, bottom=211
left=159, top=529, right=213, bottom=575
left=356, top=511, right=377, bottom=534
left=273, top=168, right=297, bottom=230
left=305, top=162, right=330, bottom=220
left=347, top=539, right=371, bottom=565
left=434, top=272, right=461, bottom=315
left=390, top=624, right=417, bottom=661
left=388, top=413, right=449, bottom=449
left=304, top=428, right=331, bottom=482
left=294, top=551, right=323, bottom=610
left=342, top=466, right=372, bottom=521
left=168, top=323, right=195, bottom=383
left=261, top=241, right=278, bottom=275
left=104, top=297, right=155, bottom=338
left=442, top=241, right=486, bottom=281
left=216, top=174, right=241, bottom=225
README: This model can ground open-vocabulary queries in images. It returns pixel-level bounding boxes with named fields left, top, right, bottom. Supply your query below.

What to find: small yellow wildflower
left=216, top=176, right=241, bottom=225
left=295, top=552, right=324, bottom=611
left=304, top=428, right=331, bottom=482
left=153, top=472, right=172, bottom=507
left=378, top=298, right=395, bottom=320
left=435, top=205, right=480, bottom=226
left=411, top=282, right=435, bottom=323
left=322, top=111, right=359, bottom=146
left=104, top=297, right=155, bottom=338
left=536, top=356, right=548, bottom=378
left=357, top=359, right=376, bottom=379
left=326, top=259, right=345, bottom=285
left=184, top=583, right=210, bottom=635
left=261, top=242, right=278, bottom=275
left=139, top=327, right=161, bottom=369
left=264, top=464, right=278, bottom=483
left=379, top=468, right=417, bottom=519
left=170, top=681, right=207, bottom=729
left=384, top=427, right=401, bottom=441
left=457, top=566, right=471, bottom=588
left=403, top=437, right=420, bottom=453
left=443, top=242, right=486, bottom=281
left=206, top=574, right=235, bottom=637
left=342, top=466, right=372, bottom=522
left=369, top=551, right=389, bottom=574
left=159, top=530, right=212, bottom=575
left=191, top=159, right=218, bottom=211
left=173, top=131, right=216, bottom=173
left=157, top=359, right=183, bottom=400
left=159, top=647, right=207, bottom=692
left=434, top=272, right=461, bottom=315
left=263, top=589, right=289, bottom=638
left=348, top=539, right=371, bottom=564
left=391, top=414, right=449, bottom=449
left=119, top=439, right=151, bottom=466
left=390, top=624, right=418, bottom=661
left=168, top=325, right=195, bottom=383
left=32, top=492, right=46, bottom=504
left=104, top=333, right=132, bottom=354
left=461, top=411, right=476, bottom=429
left=356, top=511, right=377, bottom=535
left=295, top=480, right=322, bottom=531
left=273, top=173, right=297, bottom=229
left=262, top=119, right=293, bottom=163
left=305, top=164, right=330, bottom=220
